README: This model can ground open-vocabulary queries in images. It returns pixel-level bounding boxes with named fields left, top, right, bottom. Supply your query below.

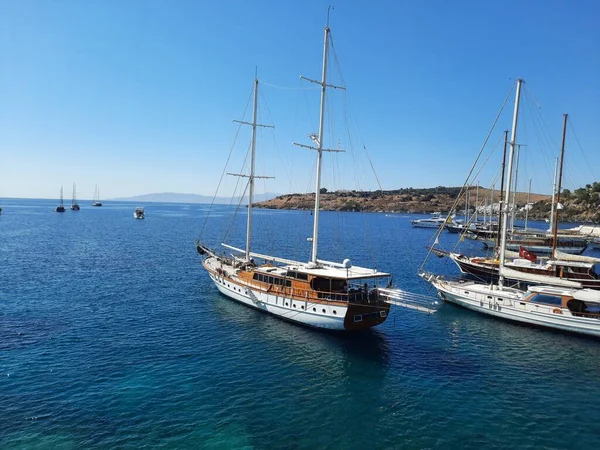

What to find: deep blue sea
left=1, top=198, right=599, bottom=449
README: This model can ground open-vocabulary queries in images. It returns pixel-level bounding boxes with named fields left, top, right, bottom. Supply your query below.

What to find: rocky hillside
left=255, top=186, right=551, bottom=215
left=527, top=182, right=600, bottom=223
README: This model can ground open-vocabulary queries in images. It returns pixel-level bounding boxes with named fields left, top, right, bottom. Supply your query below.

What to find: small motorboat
left=134, top=207, right=145, bottom=219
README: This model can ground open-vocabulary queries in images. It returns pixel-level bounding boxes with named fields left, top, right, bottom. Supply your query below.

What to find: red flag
left=519, top=246, right=537, bottom=262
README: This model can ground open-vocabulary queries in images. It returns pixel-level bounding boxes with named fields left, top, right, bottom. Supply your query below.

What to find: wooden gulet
left=196, top=16, right=438, bottom=331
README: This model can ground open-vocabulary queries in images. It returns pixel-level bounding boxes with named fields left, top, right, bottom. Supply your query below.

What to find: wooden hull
left=451, top=255, right=600, bottom=290
left=202, top=257, right=389, bottom=331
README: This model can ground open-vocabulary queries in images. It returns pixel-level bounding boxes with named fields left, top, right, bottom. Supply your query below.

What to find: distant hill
left=255, top=186, right=551, bottom=214
left=111, top=192, right=279, bottom=204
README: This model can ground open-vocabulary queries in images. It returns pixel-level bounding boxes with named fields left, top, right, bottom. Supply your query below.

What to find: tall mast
left=246, top=78, right=259, bottom=261
left=310, top=22, right=331, bottom=264
left=496, top=130, right=509, bottom=252
left=475, top=181, right=479, bottom=223
left=294, top=8, right=345, bottom=264
left=549, top=157, right=559, bottom=232
left=499, top=78, right=523, bottom=287
left=232, top=75, right=274, bottom=261
left=551, top=113, right=568, bottom=259
left=510, top=144, right=521, bottom=234
left=524, top=178, right=531, bottom=230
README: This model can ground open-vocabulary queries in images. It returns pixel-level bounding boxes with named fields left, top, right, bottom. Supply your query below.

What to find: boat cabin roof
left=528, top=285, right=600, bottom=303
left=254, top=264, right=390, bottom=280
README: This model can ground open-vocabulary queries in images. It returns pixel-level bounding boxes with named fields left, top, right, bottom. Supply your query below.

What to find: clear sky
left=1, top=0, right=598, bottom=200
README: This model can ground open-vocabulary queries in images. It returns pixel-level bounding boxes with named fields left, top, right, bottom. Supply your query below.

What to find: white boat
left=196, top=14, right=437, bottom=331
left=421, top=80, right=600, bottom=337
left=92, top=185, right=102, bottom=207
left=134, top=207, right=145, bottom=219
left=411, top=213, right=447, bottom=228
left=421, top=272, right=600, bottom=337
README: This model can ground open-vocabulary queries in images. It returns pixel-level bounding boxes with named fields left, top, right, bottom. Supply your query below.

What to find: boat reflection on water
left=209, top=289, right=392, bottom=374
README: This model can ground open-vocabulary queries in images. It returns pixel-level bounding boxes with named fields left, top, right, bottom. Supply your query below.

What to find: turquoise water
left=1, top=199, right=599, bottom=449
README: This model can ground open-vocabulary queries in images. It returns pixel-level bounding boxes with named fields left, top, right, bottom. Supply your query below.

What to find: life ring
left=552, top=308, right=562, bottom=314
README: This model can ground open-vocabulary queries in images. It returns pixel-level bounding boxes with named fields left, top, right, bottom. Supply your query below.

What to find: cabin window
left=253, top=273, right=259, bottom=281
left=380, top=311, right=387, bottom=318
left=354, top=315, right=362, bottom=323
left=531, top=294, right=562, bottom=306
left=286, top=271, right=308, bottom=281
left=286, top=280, right=292, bottom=287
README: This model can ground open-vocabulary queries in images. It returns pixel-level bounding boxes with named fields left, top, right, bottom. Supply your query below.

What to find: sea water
left=1, top=199, right=599, bottom=449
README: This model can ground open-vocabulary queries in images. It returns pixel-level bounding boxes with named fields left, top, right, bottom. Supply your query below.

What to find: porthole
left=322, top=309, right=326, bottom=314
left=293, top=304, right=296, bottom=308
left=333, top=310, right=337, bottom=315
left=285, top=302, right=289, bottom=306
left=301, top=306, right=305, bottom=310
left=313, top=307, right=316, bottom=312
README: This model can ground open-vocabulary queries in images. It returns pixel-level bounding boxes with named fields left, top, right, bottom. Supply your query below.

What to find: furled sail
left=553, top=250, right=600, bottom=264
left=500, top=266, right=582, bottom=288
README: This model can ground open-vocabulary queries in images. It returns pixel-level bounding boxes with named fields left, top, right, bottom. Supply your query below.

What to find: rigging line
left=197, top=86, right=254, bottom=239
left=222, top=138, right=253, bottom=243
left=259, top=88, right=295, bottom=190
left=436, top=130, right=503, bottom=253
left=301, top=78, right=317, bottom=138
left=525, top=88, right=558, bottom=183
left=222, top=180, right=250, bottom=245
left=447, top=137, right=505, bottom=254
left=523, top=96, right=553, bottom=183
left=261, top=80, right=319, bottom=90
left=523, top=86, right=560, bottom=154
left=568, top=118, right=596, bottom=181
left=419, top=83, right=514, bottom=273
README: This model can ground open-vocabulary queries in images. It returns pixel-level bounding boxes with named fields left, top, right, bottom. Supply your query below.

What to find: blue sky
left=1, top=0, right=598, bottom=200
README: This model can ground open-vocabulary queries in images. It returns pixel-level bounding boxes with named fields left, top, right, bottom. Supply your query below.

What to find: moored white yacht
left=421, top=80, right=600, bottom=337
left=196, top=15, right=437, bottom=331
left=411, top=213, right=448, bottom=229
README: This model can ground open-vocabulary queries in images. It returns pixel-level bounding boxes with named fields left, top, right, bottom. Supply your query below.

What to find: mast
left=495, top=130, right=509, bottom=252
left=72, top=182, right=76, bottom=205
left=524, top=178, right=531, bottom=230
left=246, top=78, right=259, bottom=261
left=549, top=157, right=559, bottom=232
left=499, top=78, right=523, bottom=287
left=60, top=185, right=64, bottom=206
left=475, top=181, right=479, bottom=223
left=310, top=22, right=331, bottom=264
left=510, top=144, right=521, bottom=234
left=294, top=8, right=345, bottom=264
left=551, top=113, right=568, bottom=259
left=232, top=76, right=274, bottom=261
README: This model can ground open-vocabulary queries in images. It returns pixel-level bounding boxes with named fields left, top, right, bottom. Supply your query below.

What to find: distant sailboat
left=71, top=183, right=80, bottom=211
left=55, top=186, right=66, bottom=212
left=92, top=185, right=102, bottom=207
